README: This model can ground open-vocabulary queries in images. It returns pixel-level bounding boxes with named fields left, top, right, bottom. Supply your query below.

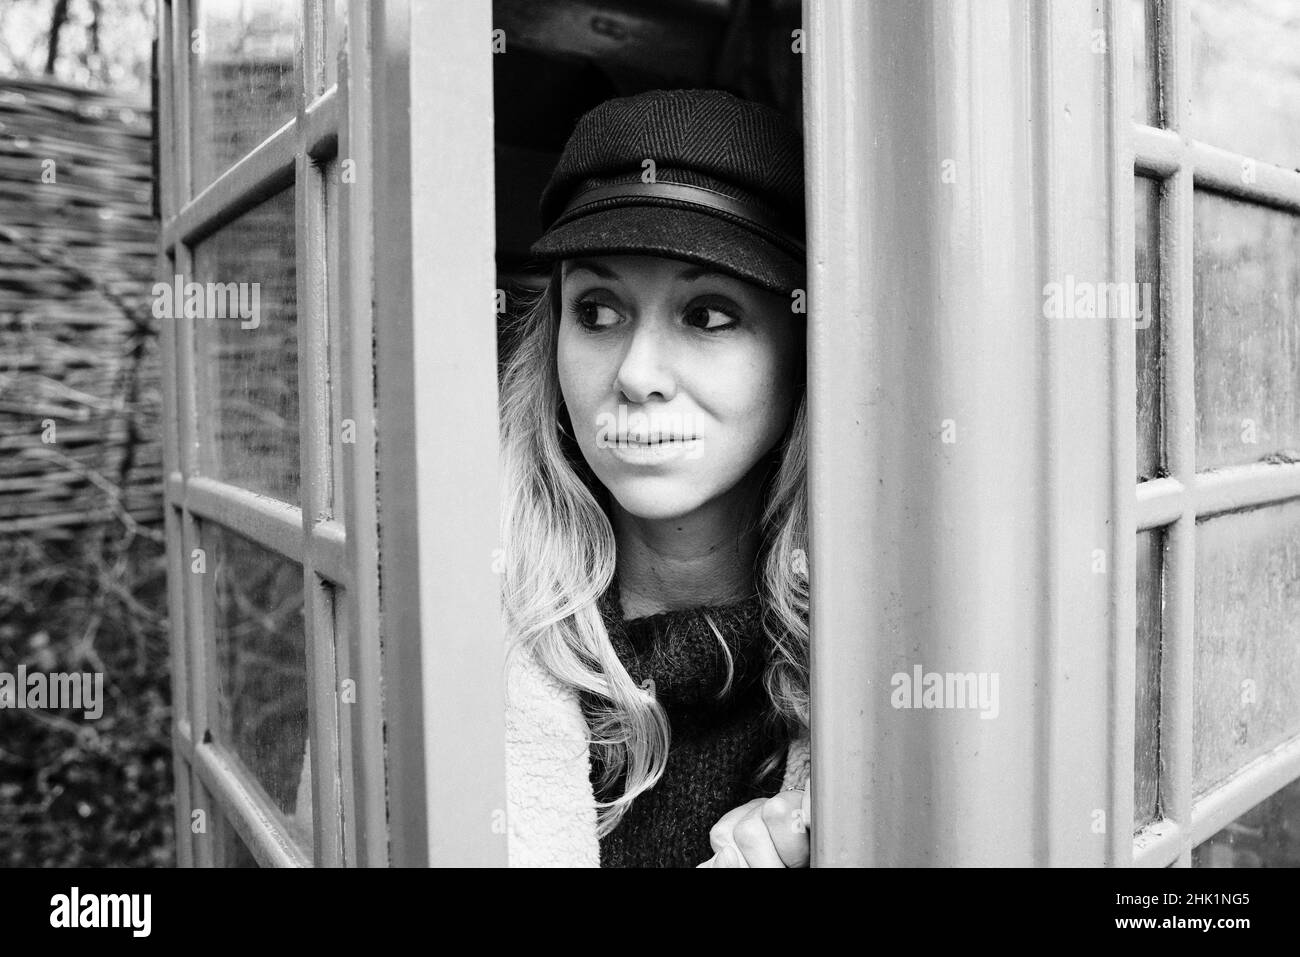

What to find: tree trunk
left=44, top=0, right=71, bottom=75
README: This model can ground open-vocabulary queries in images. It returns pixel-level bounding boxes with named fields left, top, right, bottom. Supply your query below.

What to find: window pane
left=192, top=188, right=300, bottom=503
left=324, top=0, right=345, bottom=89
left=1131, top=0, right=1155, bottom=126
left=215, top=812, right=260, bottom=868
left=1193, top=776, right=1300, bottom=867
left=209, top=524, right=311, bottom=849
left=1194, top=501, right=1300, bottom=794
left=1135, top=176, right=1162, bottom=481
left=1136, top=529, right=1164, bottom=829
left=191, top=0, right=300, bottom=192
left=1193, top=191, right=1300, bottom=471
left=1189, top=0, right=1300, bottom=171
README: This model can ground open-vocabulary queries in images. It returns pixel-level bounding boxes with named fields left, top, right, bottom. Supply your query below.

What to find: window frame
left=155, top=0, right=1300, bottom=870
left=365, top=0, right=506, bottom=867
left=160, top=0, right=363, bottom=868
left=804, top=0, right=1125, bottom=866
left=161, top=0, right=507, bottom=868
left=1128, top=0, right=1300, bottom=868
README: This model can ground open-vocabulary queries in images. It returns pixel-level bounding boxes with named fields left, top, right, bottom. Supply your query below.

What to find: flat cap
left=530, top=88, right=806, bottom=296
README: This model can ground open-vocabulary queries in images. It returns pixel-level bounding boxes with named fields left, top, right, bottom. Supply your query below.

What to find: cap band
left=553, top=181, right=805, bottom=254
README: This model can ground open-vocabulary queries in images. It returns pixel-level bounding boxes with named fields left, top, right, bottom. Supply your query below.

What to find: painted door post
left=804, top=0, right=1127, bottom=866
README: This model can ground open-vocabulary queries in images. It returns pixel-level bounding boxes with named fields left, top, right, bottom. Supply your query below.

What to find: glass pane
left=192, top=188, right=300, bottom=503
left=1193, top=191, right=1300, bottom=471
left=1194, top=501, right=1300, bottom=794
left=215, top=812, right=260, bottom=868
left=1135, top=176, right=1162, bottom=481
left=209, top=524, right=311, bottom=848
left=191, top=0, right=300, bottom=192
left=1135, top=529, right=1164, bottom=829
left=1193, top=776, right=1300, bottom=867
left=1131, top=0, right=1155, bottom=126
left=1189, top=0, right=1300, bottom=171
left=325, top=0, right=344, bottom=89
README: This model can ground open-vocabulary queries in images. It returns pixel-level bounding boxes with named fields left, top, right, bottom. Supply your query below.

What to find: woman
left=499, top=88, right=811, bottom=868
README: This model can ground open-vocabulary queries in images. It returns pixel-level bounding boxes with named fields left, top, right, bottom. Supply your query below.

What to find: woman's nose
left=614, top=319, right=676, bottom=403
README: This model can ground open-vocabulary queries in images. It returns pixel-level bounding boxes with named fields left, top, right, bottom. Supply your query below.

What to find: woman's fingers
left=708, top=797, right=766, bottom=855
left=714, top=845, right=747, bottom=868
left=731, top=801, right=788, bottom=867
left=704, top=791, right=811, bottom=867
left=763, top=790, right=810, bottom=867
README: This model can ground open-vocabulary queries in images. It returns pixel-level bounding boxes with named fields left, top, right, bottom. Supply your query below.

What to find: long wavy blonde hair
left=498, top=263, right=810, bottom=837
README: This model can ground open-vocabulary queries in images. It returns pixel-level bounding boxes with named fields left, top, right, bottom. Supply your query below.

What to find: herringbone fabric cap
left=529, top=88, right=806, bottom=295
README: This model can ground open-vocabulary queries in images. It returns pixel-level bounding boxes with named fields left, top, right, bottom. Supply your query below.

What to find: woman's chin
left=602, top=479, right=709, bottom=523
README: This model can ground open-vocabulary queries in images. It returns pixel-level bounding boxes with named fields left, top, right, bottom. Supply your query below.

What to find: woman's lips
left=615, top=434, right=696, bottom=445
left=605, top=436, right=703, bottom=464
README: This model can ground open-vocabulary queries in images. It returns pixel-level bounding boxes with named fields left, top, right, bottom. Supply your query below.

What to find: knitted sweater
left=584, top=582, right=788, bottom=868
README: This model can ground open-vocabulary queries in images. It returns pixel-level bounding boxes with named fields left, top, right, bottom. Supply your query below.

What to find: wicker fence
left=0, top=77, right=160, bottom=539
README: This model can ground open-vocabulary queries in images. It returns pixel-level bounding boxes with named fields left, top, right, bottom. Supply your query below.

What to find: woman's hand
left=697, top=785, right=811, bottom=868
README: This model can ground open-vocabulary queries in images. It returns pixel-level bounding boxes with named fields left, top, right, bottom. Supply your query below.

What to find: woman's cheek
left=715, top=354, right=791, bottom=447
left=556, top=338, right=593, bottom=430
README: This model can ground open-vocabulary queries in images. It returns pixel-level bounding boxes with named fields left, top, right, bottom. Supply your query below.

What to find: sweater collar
left=596, top=575, right=767, bottom=713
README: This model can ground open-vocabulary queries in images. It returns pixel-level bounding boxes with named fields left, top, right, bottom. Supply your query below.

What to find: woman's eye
left=570, top=298, right=620, bottom=329
left=684, top=303, right=740, bottom=331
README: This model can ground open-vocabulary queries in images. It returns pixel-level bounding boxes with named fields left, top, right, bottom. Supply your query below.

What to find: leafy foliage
left=0, top=528, right=174, bottom=867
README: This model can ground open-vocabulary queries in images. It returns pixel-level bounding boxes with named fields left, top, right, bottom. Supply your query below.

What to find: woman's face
left=556, top=253, right=802, bottom=522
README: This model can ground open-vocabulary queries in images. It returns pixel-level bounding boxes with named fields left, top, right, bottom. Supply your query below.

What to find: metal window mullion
left=1193, top=463, right=1300, bottom=517
left=171, top=752, right=194, bottom=868
left=192, top=741, right=312, bottom=867
left=159, top=1, right=177, bottom=225
left=305, top=87, right=340, bottom=160
left=184, top=501, right=218, bottom=867
left=1142, top=0, right=1161, bottom=125
left=1133, top=124, right=1181, bottom=176
left=158, top=0, right=196, bottom=868
left=310, top=519, right=349, bottom=587
left=174, top=234, right=208, bottom=775
left=1191, top=734, right=1300, bottom=846
left=1136, top=476, right=1185, bottom=529
left=165, top=124, right=297, bottom=250
left=157, top=0, right=186, bottom=736
left=180, top=475, right=304, bottom=562
left=175, top=0, right=192, bottom=202
left=1133, top=818, right=1181, bottom=867
left=169, top=0, right=260, bottom=870
left=1158, top=0, right=1195, bottom=869
left=321, top=145, right=358, bottom=864
left=339, top=0, right=386, bottom=867
left=1190, top=141, right=1300, bottom=214
left=295, top=95, right=344, bottom=865
left=170, top=0, right=209, bottom=869
left=304, top=0, right=326, bottom=101
left=1160, top=180, right=1197, bottom=867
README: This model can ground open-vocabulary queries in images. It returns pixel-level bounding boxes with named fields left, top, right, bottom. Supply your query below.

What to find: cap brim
left=528, top=205, right=805, bottom=297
